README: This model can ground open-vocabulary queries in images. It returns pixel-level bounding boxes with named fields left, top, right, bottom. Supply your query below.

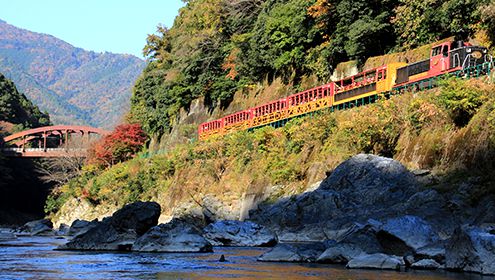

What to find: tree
left=393, top=0, right=485, bottom=49
left=88, top=123, right=147, bottom=168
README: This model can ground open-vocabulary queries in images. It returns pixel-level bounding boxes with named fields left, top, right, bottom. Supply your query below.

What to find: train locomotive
left=198, top=40, right=493, bottom=140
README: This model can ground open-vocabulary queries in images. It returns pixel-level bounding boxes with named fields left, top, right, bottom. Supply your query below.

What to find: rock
left=58, top=201, right=161, bottom=251
left=56, top=224, right=70, bottom=236
left=258, top=242, right=328, bottom=262
left=19, top=219, right=54, bottom=236
left=317, top=223, right=389, bottom=264
left=445, top=225, right=495, bottom=275
left=379, top=215, right=439, bottom=252
left=133, top=219, right=212, bottom=253
left=277, top=224, right=328, bottom=242
left=203, top=220, right=277, bottom=247
left=411, top=169, right=431, bottom=176
left=337, top=224, right=384, bottom=254
left=252, top=154, right=420, bottom=238
left=319, top=154, right=419, bottom=208
left=403, top=190, right=455, bottom=237
left=411, top=259, right=441, bottom=270
left=317, top=243, right=364, bottom=264
left=346, top=253, right=405, bottom=270
left=415, top=246, right=445, bottom=264
left=67, top=219, right=99, bottom=237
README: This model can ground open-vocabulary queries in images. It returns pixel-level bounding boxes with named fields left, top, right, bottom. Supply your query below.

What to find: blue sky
left=0, top=0, right=185, bottom=59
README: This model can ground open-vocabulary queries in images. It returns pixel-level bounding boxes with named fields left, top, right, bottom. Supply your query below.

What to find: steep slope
left=0, top=73, right=53, bottom=225
left=0, top=72, right=50, bottom=134
left=0, top=19, right=145, bottom=128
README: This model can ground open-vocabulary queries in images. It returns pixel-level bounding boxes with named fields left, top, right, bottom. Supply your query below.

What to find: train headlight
left=472, top=51, right=483, bottom=59
left=484, top=49, right=488, bottom=54
left=467, top=48, right=472, bottom=53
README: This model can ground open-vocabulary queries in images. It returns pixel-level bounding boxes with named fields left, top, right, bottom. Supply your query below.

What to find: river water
left=0, top=233, right=493, bottom=280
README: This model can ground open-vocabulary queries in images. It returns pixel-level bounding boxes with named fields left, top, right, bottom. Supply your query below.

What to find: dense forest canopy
left=129, top=0, right=494, bottom=136
left=0, top=73, right=50, bottom=134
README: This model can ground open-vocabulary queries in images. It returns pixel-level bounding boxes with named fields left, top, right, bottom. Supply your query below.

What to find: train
left=198, top=40, right=493, bottom=140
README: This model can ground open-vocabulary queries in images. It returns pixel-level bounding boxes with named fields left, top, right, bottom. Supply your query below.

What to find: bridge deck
left=1, top=148, right=87, bottom=158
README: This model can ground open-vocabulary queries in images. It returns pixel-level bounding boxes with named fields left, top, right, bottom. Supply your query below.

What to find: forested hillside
left=0, top=19, right=145, bottom=128
left=0, top=73, right=50, bottom=135
left=130, top=0, right=495, bottom=138
left=0, top=74, right=53, bottom=225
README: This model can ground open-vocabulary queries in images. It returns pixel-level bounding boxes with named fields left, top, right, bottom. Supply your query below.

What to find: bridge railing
left=1, top=148, right=87, bottom=152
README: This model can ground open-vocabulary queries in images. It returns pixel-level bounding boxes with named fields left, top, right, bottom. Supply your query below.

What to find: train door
left=430, top=43, right=450, bottom=75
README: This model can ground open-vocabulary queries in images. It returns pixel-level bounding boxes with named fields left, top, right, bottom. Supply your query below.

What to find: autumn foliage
left=88, top=123, right=147, bottom=168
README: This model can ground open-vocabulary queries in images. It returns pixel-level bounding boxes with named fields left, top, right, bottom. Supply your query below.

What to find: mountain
left=0, top=19, right=145, bottom=129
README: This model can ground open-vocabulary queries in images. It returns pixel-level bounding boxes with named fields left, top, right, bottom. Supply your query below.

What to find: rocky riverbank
left=22, top=154, right=495, bottom=276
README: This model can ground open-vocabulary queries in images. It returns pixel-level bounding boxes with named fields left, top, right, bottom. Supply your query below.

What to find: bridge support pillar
left=43, top=132, right=47, bottom=152
left=65, top=130, right=68, bottom=151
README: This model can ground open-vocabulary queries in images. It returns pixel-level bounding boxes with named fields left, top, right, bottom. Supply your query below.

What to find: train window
left=342, top=78, right=352, bottom=87
left=366, top=72, right=375, bottom=81
left=377, top=71, right=383, bottom=80
left=432, top=46, right=441, bottom=56
left=442, top=45, right=449, bottom=57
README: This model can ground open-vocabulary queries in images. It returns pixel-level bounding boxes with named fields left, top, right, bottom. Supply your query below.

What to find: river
left=0, top=233, right=493, bottom=280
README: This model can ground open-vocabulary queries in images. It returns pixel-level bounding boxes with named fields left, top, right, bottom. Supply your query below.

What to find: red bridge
left=0, top=125, right=108, bottom=158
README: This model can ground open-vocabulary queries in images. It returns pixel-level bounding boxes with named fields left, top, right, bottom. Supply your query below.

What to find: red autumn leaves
left=88, top=123, right=147, bottom=168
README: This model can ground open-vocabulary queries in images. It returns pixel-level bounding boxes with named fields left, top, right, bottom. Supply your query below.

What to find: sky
left=0, top=0, right=185, bottom=59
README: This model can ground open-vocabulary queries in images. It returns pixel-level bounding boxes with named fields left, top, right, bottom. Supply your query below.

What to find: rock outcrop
left=252, top=154, right=422, bottom=240
left=258, top=242, right=329, bottom=262
left=18, top=219, right=54, bottom=236
left=133, top=219, right=212, bottom=253
left=58, top=202, right=160, bottom=251
left=250, top=154, right=495, bottom=275
left=346, top=253, right=405, bottom=270
left=67, top=219, right=99, bottom=237
left=445, top=225, right=495, bottom=275
left=202, top=220, right=277, bottom=247
left=378, top=215, right=439, bottom=252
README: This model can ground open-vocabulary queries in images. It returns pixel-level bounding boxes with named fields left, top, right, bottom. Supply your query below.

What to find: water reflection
left=0, top=236, right=493, bottom=280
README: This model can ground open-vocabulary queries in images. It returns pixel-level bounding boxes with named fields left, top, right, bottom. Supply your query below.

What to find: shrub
left=437, top=78, right=486, bottom=127
left=88, top=123, right=148, bottom=168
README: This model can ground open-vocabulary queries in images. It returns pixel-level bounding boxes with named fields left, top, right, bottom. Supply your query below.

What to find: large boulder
left=252, top=154, right=420, bottom=239
left=133, top=219, right=212, bottom=253
left=58, top=201, right=161, bottom=251
left=346, top=253, right=405, bottom=270
left=67, top=219, right=99, bottom=237
left=378, top=215, right=439, bottom=252
left=319, top=154, right=419, bottom=208
left=258, top=242, right=329, bottom=262
left=317, top=243, right=364, bottom=264
left=317, top=223, right=386, bottom=264
left=18, top=219, right=54, bottom=236
left=445, top=225, right=495, bottom=275
left=202, top=220, right=277, bottom=247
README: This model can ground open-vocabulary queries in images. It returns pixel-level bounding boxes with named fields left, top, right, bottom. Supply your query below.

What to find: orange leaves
left=222, top=48, right=240, bottom=80
left=307, top=0, right=332, bottom=29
